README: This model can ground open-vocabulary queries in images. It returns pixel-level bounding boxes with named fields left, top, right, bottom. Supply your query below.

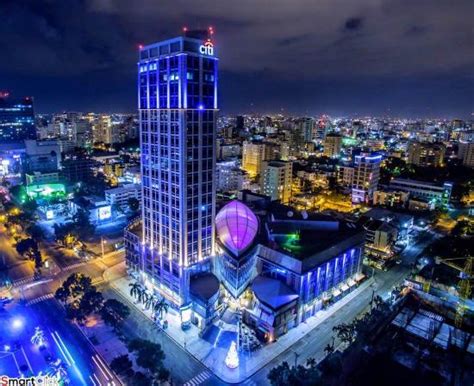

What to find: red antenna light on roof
left=183, top=26, right=188, bottom=32
left=138, top=44, right=144, bottom=50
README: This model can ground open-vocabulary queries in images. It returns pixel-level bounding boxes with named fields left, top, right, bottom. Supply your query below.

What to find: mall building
left=126, top=199, right=365, bottom=340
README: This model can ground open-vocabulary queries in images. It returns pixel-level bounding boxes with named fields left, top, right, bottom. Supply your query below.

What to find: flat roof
left=252, top=275, right=298, bottom=311
left=267, top=219, right=364, bottom=266
left=190, top=273, right=220, bottom=302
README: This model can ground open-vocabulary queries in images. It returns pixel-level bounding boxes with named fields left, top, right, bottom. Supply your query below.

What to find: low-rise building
left=389, top=178, right=452, bottom=209
left=105, top=184, right=141, bottom=209
left=25, top=171, right=61, bottom=186
left=70, top=195, right=113, bottom=224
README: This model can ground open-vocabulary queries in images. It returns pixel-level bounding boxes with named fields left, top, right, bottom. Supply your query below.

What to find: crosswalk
left=63, top=262, right=86, bottom=271
left=13, top=276, right=35, bottom=287
left=183, top=370, right=212, bottom=386
left=26, top=293, right=54, bottom=306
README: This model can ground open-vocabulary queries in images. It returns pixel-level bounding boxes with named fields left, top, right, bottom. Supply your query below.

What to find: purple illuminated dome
left=215, top=200, right=258, bottom=256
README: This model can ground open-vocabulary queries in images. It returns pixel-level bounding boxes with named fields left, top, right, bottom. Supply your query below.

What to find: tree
left=55, top=286, right=71, bottom=304
left=78, top=288, right=104, bottom=315
left=31, top=326, right=47, bottom=347
left=129, top=282, right=142, bottom=299
left=15, top=238, right=42, bottom=268
left=110, top=354, right=133, bottom=377
left=131, top=372, right=151, bottom=386
left=15, top=238, right=38, bottom=259
left=26, top=224, right=44, bottom=241
left=72, top=208, right=95, bottom=239
left=267, top=360, right=322, bottom=386
left=333, top=322, right=356, bottom=345
left=22, top=198, right=38, bottom=214
left=152, top=298, right=169, bottom=321
left=268, top=361, right=291, bottom=386
left=100, top=299, right=130, bottom=330
left=53, top=222, right=77, bottom=246
left=127, top=339, right=167, bottom=380
left=324, top=342, right=335, bottom=356
left=55, top=274, right=102, bottom=322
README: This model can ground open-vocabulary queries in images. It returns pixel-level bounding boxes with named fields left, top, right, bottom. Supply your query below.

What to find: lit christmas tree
left=225, top=341, right=239, bottom=369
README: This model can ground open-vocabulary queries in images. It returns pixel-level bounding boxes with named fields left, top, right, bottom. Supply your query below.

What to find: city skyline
left=0, top=3, right=473, bottom=386
left=1, top=0, right=472, bottom=117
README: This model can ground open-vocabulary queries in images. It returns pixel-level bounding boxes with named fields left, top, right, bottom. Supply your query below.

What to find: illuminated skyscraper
left=0, top=92, right=36, bottom=142
left=261, top=160, right=292, bottom=203
left=323, top=133, right=342, bottom=158
left=242, top=141, right=266, bottom=178
left=351, top=153, right=381, bottom=203
left=133, top=29, right=218, bottom=306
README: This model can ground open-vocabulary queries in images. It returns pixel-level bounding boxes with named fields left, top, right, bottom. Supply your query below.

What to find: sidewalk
left=107, top=263, right=375, bottom=384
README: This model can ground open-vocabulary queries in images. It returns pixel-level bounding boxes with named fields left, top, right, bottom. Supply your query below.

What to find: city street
left=0, top=224, right=35, bottom=283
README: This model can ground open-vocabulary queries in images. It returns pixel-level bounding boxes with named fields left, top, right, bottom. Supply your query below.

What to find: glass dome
left=215, top=200, right=258, bottom=256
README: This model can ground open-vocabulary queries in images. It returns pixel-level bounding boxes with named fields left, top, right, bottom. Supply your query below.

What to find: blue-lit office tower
left=351, top=153, right=382, bottom=203
left=0, top=92, right=36, bottom=142
left=137, top=30, right=218, bottom=306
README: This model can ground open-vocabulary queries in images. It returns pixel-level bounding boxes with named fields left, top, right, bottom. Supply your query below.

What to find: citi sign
left=199, top=41, right=214, bottom=56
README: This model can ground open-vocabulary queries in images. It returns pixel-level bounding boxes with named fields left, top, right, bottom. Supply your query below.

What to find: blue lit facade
left=256, top=238, right=364, bottom=323
left=0, top=94, right=36, bottom=142
left=352, top=153, right=382, bottom=203
left=135, top=31, right=218, bottom=307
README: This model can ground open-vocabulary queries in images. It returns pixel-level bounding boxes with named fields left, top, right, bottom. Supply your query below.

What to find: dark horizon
left=1, top=0, right=473, bottom=118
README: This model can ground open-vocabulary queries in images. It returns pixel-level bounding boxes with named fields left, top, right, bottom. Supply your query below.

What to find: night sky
left=1, top=0, right=473, bottom=117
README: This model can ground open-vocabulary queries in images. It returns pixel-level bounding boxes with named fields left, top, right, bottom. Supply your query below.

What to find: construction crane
left=437, top=256, right=473, bottom=328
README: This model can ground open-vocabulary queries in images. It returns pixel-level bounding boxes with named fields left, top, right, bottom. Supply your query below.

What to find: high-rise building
left=261, top=160, right=292, bottom=203
left=323, top=133, right=342, bottom=158
left=236, top=115, right=244, bottom=131
left=216, top=160, right=245, bottom=193
left=23, top=140, right=61, bottom=174
left=458, top=141, right=474, bottom=168
left=407, top=142, right=445, bottom=167
left=0, top=92, right=36, bottom=142
left=127, top=29, right=218, bottom=308
left=351, top=153, right=382, bottom=203
left=296, top=117, right=315, bottom=143
left=242, top=141, right=266, bottom=178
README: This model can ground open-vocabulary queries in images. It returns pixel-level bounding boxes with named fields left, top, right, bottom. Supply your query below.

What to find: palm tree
left=141, top=292, right=150, bottom=309
left=31, top=326, right=46, bottom=347
left=324, top=342, right=335, bottom=356
left=47, top=359, right=69, bottom=383
left=144, top=293, right=155, bottom=310
left=306, top=358, right=317, bottom=368
left=129, top=282, right=142, bottom=299
left=136, top=287, right=146, bottom=304
left=153, top=298, right=169, bottom=320
left=333, top=323, right=356, bottom=346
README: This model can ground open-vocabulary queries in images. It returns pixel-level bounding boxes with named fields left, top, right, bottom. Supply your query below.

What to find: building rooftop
left=251, top=275, right=299, bottom=311
left=190, top=273, right=220, bottom=303
left=266, top=217, right=364, bottom=266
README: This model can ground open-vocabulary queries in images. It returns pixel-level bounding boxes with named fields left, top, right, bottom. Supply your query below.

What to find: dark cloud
left=344, top=17, right=363, bottom=31
left=0, top=0, right=472, bottom=116
left=277, top=34, right=311, bottom=47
